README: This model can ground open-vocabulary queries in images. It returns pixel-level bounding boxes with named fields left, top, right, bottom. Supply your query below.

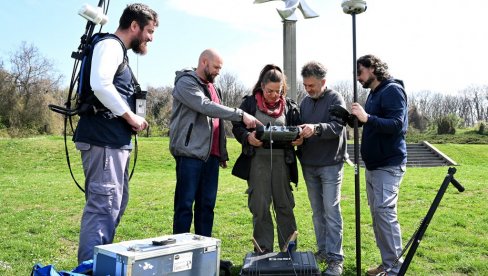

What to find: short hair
left=119, top=3, right=159, bottom=30
left=357, top=54, right=391, bottom=81
left=301, top=61, right=327, bottom=80
left=252, top=64, right=288, bottom=97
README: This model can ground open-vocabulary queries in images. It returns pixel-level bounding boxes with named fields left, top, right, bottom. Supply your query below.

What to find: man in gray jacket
left=169, top=49, right=260, bottom=238
left=297, top=61, right=348, bottom=276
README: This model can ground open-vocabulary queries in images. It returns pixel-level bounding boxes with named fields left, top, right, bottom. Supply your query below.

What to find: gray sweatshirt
left=298, top=89, right=348, bottom=166
left=169, top=69, right=243, bottom=161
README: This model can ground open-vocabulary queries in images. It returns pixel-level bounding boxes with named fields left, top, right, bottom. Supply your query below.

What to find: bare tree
left=330, top=80, right=368, bottom=108
left=3, top=42, right=63, bottom=135
left=331, top=80, right=353, bottom=107
left=146, top=85, right=173, bottom=136
left=216, top=71, right=249, bottom=108
left=215, top=72, right=250, bottom=137
left=0, top=62, right=16, bottom=130
left=457, top=91, right=474, bottom=127
left=461, top=85, right=487, bottom=124
left=295, top=82, right=307, bottom=104
left=9, top=42, right=62, bottom=99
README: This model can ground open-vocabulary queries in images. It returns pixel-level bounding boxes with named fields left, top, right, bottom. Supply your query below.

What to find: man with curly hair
left=351, top=54, right=408, bottom=276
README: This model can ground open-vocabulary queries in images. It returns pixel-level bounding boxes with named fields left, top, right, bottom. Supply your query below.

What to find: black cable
left=268, top=125, right=298, bottom=276
left=129, top=134, right=138, bottom=180
left=54, top=0, right=138, bottom=193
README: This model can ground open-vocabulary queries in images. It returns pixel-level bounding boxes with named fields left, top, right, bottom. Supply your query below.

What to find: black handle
left=450, top=178, right=465, bottom=192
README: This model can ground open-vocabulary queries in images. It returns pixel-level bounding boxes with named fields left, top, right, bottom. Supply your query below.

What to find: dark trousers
left=173, top=155, right=219, bottom=237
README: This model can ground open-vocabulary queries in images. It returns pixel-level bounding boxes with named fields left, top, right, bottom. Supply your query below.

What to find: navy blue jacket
left=361, top=79, right=408, bottom=170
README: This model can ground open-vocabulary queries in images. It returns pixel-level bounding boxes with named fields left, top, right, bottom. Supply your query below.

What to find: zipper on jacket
left=185, top=123, right=193, bottom=146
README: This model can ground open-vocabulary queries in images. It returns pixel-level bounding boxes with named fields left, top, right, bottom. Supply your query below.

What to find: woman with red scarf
left=232, top=64, right=301, bottom=254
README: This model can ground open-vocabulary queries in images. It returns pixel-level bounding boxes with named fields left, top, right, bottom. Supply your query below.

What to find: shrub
left=478, top=121, right=486, bottom=135
left=437, top=114, right=462, bottom=134
left=409, top=105, right=429, bottom=132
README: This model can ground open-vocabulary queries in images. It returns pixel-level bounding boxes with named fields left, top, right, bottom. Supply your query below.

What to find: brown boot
left=366, top=265, right=384, bottom=276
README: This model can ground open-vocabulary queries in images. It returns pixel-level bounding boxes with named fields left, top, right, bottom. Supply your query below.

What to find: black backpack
left=76, top=32, right=128, bottom=115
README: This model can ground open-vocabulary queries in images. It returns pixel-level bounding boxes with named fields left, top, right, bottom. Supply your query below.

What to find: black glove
left=328, top=105, right=363, bottom=128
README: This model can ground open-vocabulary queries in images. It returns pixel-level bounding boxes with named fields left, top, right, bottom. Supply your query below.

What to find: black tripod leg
left=398, top=167, right=464, bottom=275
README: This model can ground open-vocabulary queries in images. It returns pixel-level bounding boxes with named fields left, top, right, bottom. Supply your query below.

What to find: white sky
left=1, top=0, right=486, bottom=94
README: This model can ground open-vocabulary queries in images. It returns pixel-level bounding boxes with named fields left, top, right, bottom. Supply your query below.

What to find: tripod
left=386, top=167, right=465, bottom=275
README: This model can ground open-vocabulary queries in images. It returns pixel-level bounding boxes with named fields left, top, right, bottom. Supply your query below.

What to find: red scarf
left=255, top=91, right=285, bottom=118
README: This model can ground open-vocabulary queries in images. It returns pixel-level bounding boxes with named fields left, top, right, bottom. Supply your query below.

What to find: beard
left=309, top=91, right=321, bottom=99
left=361, top=75, right=375, bottom=89
left=308, top=89, right=323, bottom=99
left=204, top=66, right=216, bottom=83
left=130, top=32, right=147, bottom=55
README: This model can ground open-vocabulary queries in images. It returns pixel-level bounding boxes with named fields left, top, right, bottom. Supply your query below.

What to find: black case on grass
left=240, top=251, right=320, bottom=275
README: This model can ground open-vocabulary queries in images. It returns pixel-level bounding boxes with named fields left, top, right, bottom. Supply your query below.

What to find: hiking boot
left=323, top=260, right=343, bottom=276
left=314, top=251, right=327, bottom=263
left=366, top=264, right=385, bottom=276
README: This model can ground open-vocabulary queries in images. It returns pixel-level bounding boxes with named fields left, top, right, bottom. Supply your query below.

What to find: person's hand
left=122, top=111, right=148, bottom=132
left=247, top=131, right=263, bottom=147
left=242, top=112, right=263, bottom=129
left=220, top=161, right=228, bottom=168
left=351, top=103, right=369, bottom=123
left=298, top=124, right=315, bottom=139
left=291, top=135, right=303, bottom=146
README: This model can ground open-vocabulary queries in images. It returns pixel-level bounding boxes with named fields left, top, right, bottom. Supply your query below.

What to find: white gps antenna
left=341, top=0, right=367, bottom=14
left=78, top=3, right=109, bottom=25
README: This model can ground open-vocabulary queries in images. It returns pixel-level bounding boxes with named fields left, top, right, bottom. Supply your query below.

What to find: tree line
left=1, top=43, right=487, bottom=137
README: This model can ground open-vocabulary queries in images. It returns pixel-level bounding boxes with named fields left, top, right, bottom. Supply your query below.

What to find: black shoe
left=220, top=259, right=233, bottom=276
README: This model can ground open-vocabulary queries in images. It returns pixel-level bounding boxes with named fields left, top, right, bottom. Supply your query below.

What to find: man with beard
left=169, top=49, right=261, bottom=240
left=351, top=54, right=408, bottom=276
left=73, top=3, right=158, bottom=263
left=296, top=61, right=347, bottom=276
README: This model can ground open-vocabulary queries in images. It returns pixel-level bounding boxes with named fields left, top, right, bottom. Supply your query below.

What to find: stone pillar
left=283, top=20, right=297, bottom=101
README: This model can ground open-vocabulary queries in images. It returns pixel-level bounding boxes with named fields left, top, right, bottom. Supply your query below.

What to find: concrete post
left=283, top=20, right=297, bottom=101
left=254, top=0, right=319, bottom=101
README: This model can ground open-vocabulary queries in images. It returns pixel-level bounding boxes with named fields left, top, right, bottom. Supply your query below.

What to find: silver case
left=93, top=233, right=220, bottom=276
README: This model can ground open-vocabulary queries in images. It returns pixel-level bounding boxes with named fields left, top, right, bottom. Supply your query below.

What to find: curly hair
left=252, top=64, right=288, bottom=97
left=300, top=61, right=328, bottom=79
left=357, top=54, right=391, bottom=81
left=119, top=3, right=159, bottom=30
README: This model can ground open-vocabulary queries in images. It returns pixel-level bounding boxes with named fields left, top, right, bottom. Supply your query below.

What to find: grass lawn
left=0, top=136, right=487, bottom=275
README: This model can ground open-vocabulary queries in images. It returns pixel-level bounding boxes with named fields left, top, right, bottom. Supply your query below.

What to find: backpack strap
left=77, top=33, right=130, bottom=115
left=93, top=33, right=128, bottom=76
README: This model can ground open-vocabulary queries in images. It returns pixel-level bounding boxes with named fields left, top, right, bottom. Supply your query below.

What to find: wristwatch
left=314, top=124, right=323, bottom=136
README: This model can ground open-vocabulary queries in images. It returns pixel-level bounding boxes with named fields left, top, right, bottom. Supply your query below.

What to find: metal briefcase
left=93, top=233, right=220, bottom=276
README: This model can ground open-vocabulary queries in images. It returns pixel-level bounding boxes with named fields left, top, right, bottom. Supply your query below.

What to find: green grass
left=1, top=136, right=487, bottom=275
left=405, top=127, right=488, bottom=144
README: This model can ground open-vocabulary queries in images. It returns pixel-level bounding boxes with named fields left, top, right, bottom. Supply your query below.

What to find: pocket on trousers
left=286, top=184, right=296, bottom=209
left=85, top=182, right=115, bottom=214
left=383, top=181, right=399, bottom=194
left=381, top=179, right=400, bottom=209
left=384, top=165, right=406, bottom=178
left=246, top=186, right=254, bottom=212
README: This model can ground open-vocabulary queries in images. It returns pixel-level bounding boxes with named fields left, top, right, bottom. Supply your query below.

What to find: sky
left=0, top=0, right=486, bottom=94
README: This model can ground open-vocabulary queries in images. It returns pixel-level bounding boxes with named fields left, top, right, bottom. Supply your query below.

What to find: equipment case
left=240, top=251, right=320, bottom=275
left=93, top=233, right=220, bottom=276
